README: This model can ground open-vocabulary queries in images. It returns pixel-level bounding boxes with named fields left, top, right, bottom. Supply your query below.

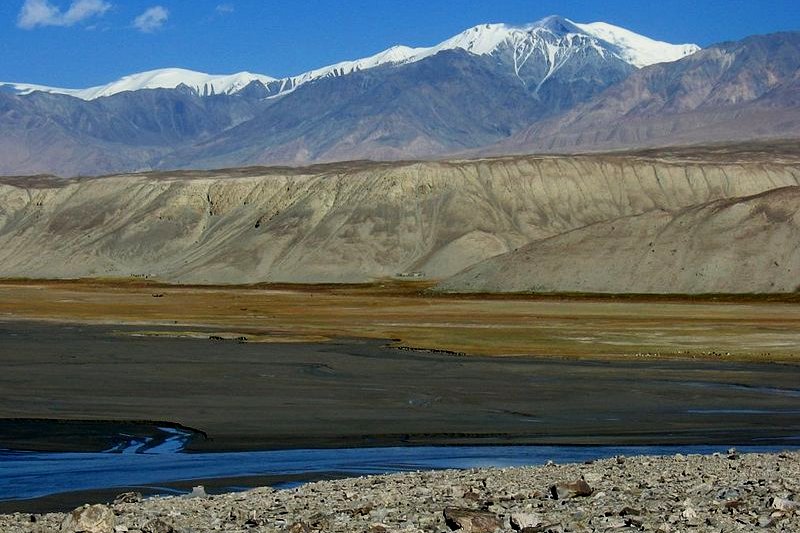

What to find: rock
left=187, top=485, right=207, bottom=498
left=549, top=479, right=593, bottom=499
left=724, top=499, right=746, bottom=512
left=682, top=506, right=701, bottom=526
left=60, top=504, right=115, bottom=533
left=243, top=517, right=262, bottom=527
left=770, top=497, right=799, bottom=512
left=288, top=522, right=312, bottom=533
left=443, top=507, right=503, bottom=532
left=597, top=517, right=627, bottom=529
left=141, top=518, right=174, bottom=533
left=758, top=516, right=775, bottom=527
left=305, top=512, right=329, bottom=529
left=625, top=515, right=644, bottom=528
left=510, top=512, right=543, bottom=530
left=228, top=507, right=249, bottom=522
left=463, top=489, right=481, bottom=502
left=113, top=492, right=142, bottom=505
left=572, top=509, right=588, bottom=522
left=346, top=504, right=373, bottom=517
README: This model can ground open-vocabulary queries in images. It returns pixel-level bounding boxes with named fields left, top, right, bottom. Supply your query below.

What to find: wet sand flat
left=1, top=321, right=799, bottom=452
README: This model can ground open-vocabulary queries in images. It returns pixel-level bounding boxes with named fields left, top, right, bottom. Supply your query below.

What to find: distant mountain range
left=3, top=16, right=696, bottom=100
left=0, top=16, right=797, bottom=177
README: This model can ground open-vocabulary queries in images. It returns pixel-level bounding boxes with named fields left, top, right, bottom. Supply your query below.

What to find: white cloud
left=17, top=0, right=111, bottom=29
left=215, top=3, right=234, bottom=14
left=133, top=5, right=168, bottom=33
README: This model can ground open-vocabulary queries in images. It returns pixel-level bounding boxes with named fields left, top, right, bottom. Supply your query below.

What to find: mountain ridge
left=0, top=144, right=797, bottom=291
left=0, top=30, right=795, bottom=178
left=0, top=15, right=699, bottom=101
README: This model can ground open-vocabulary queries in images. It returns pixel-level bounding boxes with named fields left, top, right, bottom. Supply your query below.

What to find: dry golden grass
left=1, top=279, right=799, bottom=362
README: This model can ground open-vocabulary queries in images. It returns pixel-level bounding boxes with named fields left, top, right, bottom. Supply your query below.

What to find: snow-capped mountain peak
left=0, top=16, right=700, bottom=100
left=415, top=15, right=698, bottom=68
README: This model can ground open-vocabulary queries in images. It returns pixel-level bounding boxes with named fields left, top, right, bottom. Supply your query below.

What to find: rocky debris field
left=1, top=451, right=798, bottom=532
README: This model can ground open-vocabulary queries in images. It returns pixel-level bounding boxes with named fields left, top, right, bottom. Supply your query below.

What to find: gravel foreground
left=2, top=451, right=799, bottom=533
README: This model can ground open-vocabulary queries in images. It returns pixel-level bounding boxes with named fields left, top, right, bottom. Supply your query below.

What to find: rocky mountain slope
left=0, top=144, right=798, bottom=291
left=164, top=16, right=684, bottom=168
left=498, top=32, right=800, bottom=154
left=157, top=51, right=551, bottom=168
left=0, top=88, right=272, bottom=177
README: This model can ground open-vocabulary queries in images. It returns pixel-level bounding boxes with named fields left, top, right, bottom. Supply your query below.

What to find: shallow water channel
left=3, top=437, right=799, bottom=504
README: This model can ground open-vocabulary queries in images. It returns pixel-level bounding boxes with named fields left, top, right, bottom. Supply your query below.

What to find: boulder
left=112, top=492, right=142, bottom=505
left=510, top=512, right=543, bottom=530
left=770, top=497, right=799, bottom=512
left=60, top=504, right=115, bottom=533
left=443, top=507, right=503, bottom=532
left=288, top=522, right=312, bottom=533
left=549, top=479, right=593, bottom=500
left=142, top=518, right=174, bottom=533
left=187, top=485, right=207, bottom=498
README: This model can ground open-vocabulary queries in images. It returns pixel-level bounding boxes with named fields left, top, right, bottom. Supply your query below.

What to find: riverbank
left=2, top=451, right=798, bottom=532
left=7, top=443, right=798, bottom=514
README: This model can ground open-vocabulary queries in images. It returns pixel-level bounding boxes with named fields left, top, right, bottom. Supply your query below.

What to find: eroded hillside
left=438, top=186, right=800, bottom=294
left=0, top=145, right=798, bottom=290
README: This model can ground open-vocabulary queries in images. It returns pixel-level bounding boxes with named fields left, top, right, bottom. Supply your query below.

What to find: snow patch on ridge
left=4, top=68, right=277, bottom=100
left=574, top=21, right=700, bottom=68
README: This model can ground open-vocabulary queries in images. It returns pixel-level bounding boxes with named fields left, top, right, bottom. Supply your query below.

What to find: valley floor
left=1, top=279, right=799, bottom=361
left=1, top=280, right=799, bottom=449
left=2, top=280, right=799, bottom=520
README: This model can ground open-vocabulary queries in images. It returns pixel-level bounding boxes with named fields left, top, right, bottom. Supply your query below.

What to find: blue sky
left=1, top=0, right=798, bottom=87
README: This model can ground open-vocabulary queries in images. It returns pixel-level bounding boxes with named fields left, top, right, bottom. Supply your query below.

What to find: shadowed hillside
left=437, top=186, right=800, bottom=294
